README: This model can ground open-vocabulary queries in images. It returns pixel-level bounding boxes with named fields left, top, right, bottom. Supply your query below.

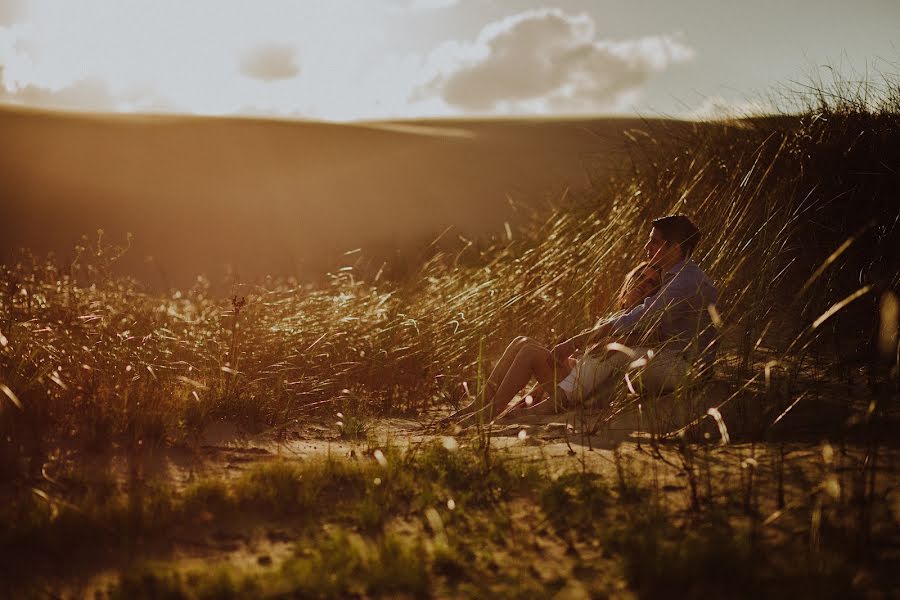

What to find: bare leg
left=484, top=336, right=542, bottom=396
left=486, top=344, right=571, bottom=419
left=523, top=357, right=576, bottom=404
left=451, top=336, right=543, bottom=420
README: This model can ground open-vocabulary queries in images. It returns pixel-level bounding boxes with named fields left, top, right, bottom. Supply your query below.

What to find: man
left=544, top=214, right=719, bottom=411
left=452, top=213, right=719, bottom=426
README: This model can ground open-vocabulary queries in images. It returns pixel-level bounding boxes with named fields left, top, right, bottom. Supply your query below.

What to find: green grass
left=4, top=440, right=890, bottom=597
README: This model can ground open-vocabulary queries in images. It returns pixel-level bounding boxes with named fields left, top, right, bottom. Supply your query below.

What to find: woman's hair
left=617, top=261, right=661, bottom=309
left=590, top=262, right=662, bottom=320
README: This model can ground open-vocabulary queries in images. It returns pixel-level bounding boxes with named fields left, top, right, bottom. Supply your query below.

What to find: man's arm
left=553, top=267, right=700, bottom=361
left=602, top=268, right=699, bottom=338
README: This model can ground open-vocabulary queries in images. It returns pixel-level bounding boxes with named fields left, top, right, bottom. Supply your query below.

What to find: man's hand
left=551, top=322, right=612, bottom=364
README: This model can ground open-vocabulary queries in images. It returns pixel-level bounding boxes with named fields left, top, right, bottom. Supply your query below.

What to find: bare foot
left=442, top=382, right=499, bottom=425
left=523, top=397, right=567, bottom=416
left=493, top=396, right=532, bottom=423
left=444, top=399, right=478, bottom=422
left=494, top=402, right=525, bottom=423
left=457, top=405, right=495, bottom=428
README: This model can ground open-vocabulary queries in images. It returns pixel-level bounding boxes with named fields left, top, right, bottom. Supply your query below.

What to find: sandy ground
left=35, top=397, right=900, bottom=598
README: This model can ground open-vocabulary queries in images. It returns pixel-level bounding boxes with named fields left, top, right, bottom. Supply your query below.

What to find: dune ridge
left=0, top=105, right=675, bottom=286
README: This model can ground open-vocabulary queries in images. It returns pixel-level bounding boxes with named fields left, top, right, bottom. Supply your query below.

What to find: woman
left=453, top=262, right=661, bottom=425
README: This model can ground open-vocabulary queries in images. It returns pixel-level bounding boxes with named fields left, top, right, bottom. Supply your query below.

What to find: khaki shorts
left=557, top=346, right=689, bottom=405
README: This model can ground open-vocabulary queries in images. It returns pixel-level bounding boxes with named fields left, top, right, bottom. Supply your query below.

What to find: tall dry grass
left=0, top=71, right=898, bottom=479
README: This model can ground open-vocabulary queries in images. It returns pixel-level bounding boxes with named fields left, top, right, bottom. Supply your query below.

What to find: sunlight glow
left=0, top=0, right=446, bottom=120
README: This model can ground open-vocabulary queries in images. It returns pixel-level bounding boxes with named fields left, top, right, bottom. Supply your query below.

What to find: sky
left=0, top=0, right=897, bottom=121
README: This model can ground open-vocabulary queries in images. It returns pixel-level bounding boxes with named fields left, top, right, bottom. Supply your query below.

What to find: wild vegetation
left=0, top=72, right=898, bottom=597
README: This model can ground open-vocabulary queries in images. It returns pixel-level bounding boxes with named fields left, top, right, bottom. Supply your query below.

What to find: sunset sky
left=0, top=0, right=896, bottom=121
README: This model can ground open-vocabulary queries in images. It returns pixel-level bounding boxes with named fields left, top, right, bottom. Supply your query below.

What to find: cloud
left=0, top=2, right=396, bottom=118
left=0, top=24, right=113, bottom=110
left=415, top=9, right=694, bottom=113
left=238, top=43, right=300, bottom=81
left=0, top=63, right=176, bottom=113
left=0, top=0, right=26, bottom=26
left=2, top=3, right=690, bottom=120
left=0, top=22, right=176, bottom=113
left=409, top=0, right=459, bottom=11
left=0, top=69, right=114, bottom=109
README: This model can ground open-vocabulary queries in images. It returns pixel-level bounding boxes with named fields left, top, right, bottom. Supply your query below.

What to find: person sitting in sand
left=450, top=261, right=661, bottom=425
left=454, top=214, right=718, bottom=425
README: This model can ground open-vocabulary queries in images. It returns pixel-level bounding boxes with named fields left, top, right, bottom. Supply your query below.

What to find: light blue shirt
left=603, top=259, right=719, bottom=365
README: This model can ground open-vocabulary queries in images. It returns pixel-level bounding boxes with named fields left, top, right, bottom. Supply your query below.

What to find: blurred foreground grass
left=5, top=439, right=896, bottom=598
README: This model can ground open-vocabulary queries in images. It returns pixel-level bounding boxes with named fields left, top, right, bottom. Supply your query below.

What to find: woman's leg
left=451, top=336, right=540, bottom=419
left=486, top=344, right=571, bottom=418
left=520, top=357, right=576, bottom=405
left=483, top=336, right=534, bottom=396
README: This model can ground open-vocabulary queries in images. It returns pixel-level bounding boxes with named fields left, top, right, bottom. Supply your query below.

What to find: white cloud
left=0, top=3, right=694, bottom=120
left=0, top=0, right=25, bottom=26
left=239, top=43, right=300, bottom=81
left=0, top=1, right=394, bottom=117
left=0, top=69, right=111, bottom=109
left=409, top=0, right=459, bottom=10
left=415, top=9, right=695, bottom=114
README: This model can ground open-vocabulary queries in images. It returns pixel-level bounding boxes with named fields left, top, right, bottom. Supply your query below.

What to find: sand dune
left=0, top=106, right=666, bottom=287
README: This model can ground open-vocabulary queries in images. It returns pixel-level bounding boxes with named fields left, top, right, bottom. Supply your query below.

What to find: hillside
left=0, top=106, right=674, bottom=286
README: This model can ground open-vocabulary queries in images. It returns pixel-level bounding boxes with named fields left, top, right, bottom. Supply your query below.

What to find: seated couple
left=454, top=214, right=719, bottom=426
